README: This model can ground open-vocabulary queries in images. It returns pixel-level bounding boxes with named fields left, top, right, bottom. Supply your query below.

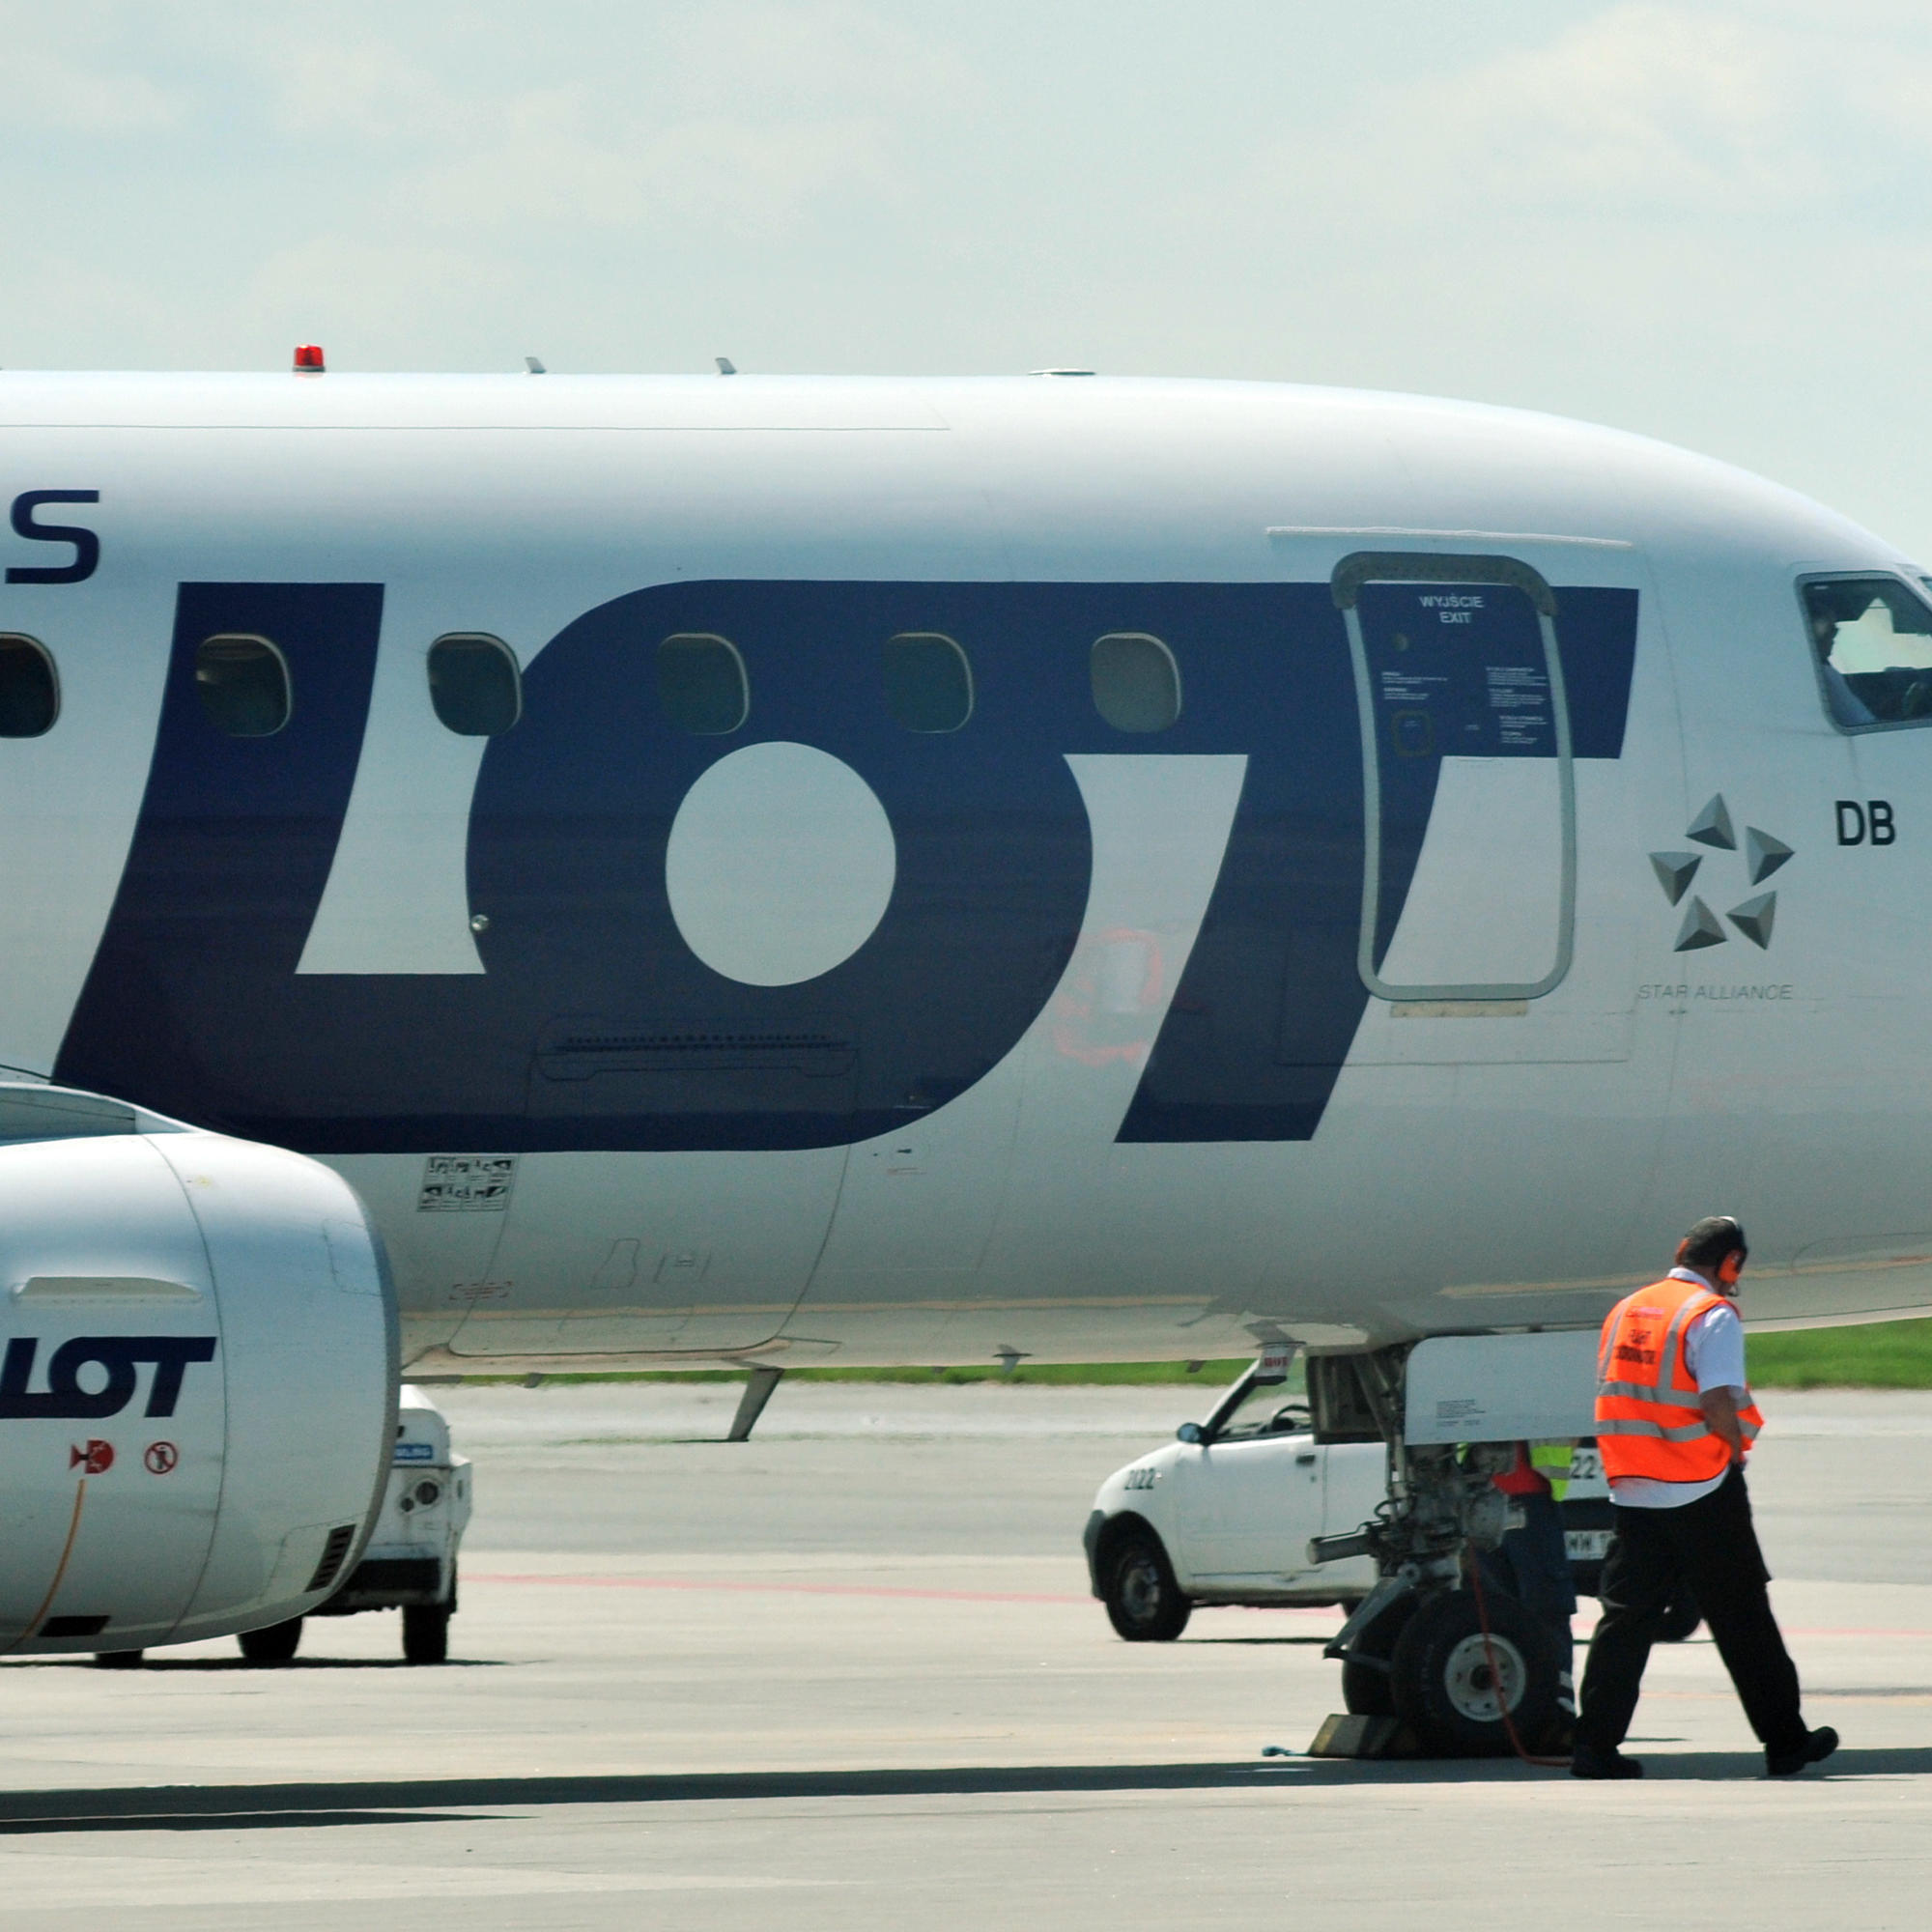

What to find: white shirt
left=1607, top=1267, right=1750, bottom=1510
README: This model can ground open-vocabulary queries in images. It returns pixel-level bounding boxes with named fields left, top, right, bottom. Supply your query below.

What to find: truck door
left=1335, top=553, right=1575, bottom=1002
left=1186, top=1404, right=1326, bottom=1583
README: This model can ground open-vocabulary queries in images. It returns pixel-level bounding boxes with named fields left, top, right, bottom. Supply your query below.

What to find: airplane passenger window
left=428, top=634, right=522, bottom=736
left=883, top=632, right=973, bottom=732
left=1802, top=577, right=1932, bottom=729
left=658, top=634, right=748, bottom=734
left=1092, top=633, right=1180, bottom=732
left=0, top=635, right=58, bottom=737
left=196, top=635, right=290, bottom=737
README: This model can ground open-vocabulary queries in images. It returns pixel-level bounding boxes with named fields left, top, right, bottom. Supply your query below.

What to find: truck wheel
left=403, top=1604, right=450, bottom=1664
left=1102, top=1530, right=1191, bottom=1641
left=93, top=1650, right=145, bottom=1669
left=1339, top=1596, right=1418, bottom=1718
left=1656, top=1591, right=1702, bottom=1642
left=1390, top=1588, right=1557, bottom=1756
left=238, top=1617, right=304, bottom=1664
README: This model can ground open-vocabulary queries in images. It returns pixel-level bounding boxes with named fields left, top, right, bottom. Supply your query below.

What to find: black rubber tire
left=238, top=1617, right=304, bottom=1663
left=93, top=1650, right=145, bottom=1669
left=1390, top=1588, right=1558, bottom=1756
left=1656, top=1591, right=1702, bottom=1643
left=1339, top=1594, right=1419, bottom=1717
left=1101, top=1530, right=1191, bottom=1641
left=403, top=1604, right=451, bottom=1664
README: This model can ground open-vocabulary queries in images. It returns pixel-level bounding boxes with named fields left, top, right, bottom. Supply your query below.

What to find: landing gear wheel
left=403, top=1604, right=450, bottom=1664
left=1102, top=1531, right=1191, bottom=1641
left=238, top=1617, right=304, bottom=1663
left=1390, top=1588, right=1557, bottom=1756
left=1340, top=1594, right=1420, bottom=1717
left=1657, top=1591, right=1702, bottom=1643
left=93, top=1650, right=145, bottom=1669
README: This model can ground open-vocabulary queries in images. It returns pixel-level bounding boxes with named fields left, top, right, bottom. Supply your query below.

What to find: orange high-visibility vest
left=1595, top=1277, right=1764, bottom=1485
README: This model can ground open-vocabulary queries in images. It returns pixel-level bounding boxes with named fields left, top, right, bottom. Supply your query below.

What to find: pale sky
left=5, top=2, right=1932, bottom=554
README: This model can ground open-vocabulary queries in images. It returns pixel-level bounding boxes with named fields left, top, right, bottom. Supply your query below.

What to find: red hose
left=1467, top=1555, right=1572, bottom=1770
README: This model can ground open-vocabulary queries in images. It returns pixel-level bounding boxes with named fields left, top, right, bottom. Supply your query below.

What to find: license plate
left=1566, top=1530, right=1613, bottom=1561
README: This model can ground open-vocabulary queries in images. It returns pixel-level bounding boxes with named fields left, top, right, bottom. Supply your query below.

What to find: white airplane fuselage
left=3, top=370, right=1926, bottom=1374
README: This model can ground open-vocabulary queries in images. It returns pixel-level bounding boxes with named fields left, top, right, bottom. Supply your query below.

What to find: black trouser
left=1577, top=1465, right=1806, bottom=1757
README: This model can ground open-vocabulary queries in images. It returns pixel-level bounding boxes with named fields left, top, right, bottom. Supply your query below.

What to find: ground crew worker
left=1572, top=1215, right=1837, bottom=1779
left=1477, top=1439, right=1577, bottom=1730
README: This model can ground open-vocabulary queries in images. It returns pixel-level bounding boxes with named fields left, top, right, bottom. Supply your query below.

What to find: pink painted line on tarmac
left=475, top=1577, right=1932, bottom=1644
left=1572, top=1620, right=1932, bottom=1640
left=469, top=1573, right=1350, bottom=1614
left=468, top=1572, right=1094, bottom=1606
left=469, top=1575, right=1932, bottom=1638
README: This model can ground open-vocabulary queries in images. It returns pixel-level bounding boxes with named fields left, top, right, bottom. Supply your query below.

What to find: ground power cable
left=1467, top=1555, right=1573, bottom=1771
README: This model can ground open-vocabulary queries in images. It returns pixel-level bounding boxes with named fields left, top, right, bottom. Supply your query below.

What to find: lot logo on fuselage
left=1649, top=794, right=1793, bottom=952
left=53, top=575, right=1641, bottom=1153
left=0, top=1336, right=218, bottom=1420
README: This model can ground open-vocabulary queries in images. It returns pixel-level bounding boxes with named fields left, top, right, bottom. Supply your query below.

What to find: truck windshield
left=1212, top=1365, right=1311, bottom=1442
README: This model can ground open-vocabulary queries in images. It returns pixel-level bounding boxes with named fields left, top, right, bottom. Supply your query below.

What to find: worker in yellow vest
left=1572, top=1216, right=1837, bottom=1779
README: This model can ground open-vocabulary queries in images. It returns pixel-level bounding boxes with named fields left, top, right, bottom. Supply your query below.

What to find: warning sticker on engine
left=417, top=1155, right=518, bottom=1212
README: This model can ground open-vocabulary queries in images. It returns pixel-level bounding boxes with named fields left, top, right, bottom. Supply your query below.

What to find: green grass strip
left=441, top=1321, right=1932, bottom=1393
left=451, top=1359, right=1255, bottom=1388
left=1747, top=1319, right=1932, bottom=1390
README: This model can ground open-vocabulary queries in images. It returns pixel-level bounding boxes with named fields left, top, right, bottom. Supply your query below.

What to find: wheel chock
left=1304, top=1713, right=1423, bottom=1758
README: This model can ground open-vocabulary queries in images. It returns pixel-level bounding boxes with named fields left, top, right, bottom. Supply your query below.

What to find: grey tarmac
left=2, top=1382, right=1928, bottom=1930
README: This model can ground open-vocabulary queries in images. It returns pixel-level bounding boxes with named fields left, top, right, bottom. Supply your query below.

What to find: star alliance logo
left=1649, top=794, right=1792, bottom=952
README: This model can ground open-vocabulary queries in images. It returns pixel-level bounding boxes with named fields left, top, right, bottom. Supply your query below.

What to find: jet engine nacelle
left=0, top=1084, right=396, bottom=1653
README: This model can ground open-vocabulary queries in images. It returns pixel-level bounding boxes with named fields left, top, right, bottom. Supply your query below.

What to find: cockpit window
left=1803, top=577, right=1932, bottom=730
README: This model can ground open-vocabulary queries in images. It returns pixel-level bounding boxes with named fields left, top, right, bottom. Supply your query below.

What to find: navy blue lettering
left=1122, top=582, right=1636, bottom=1141
left=7, top=491, right=100, bottom=585
left=0, top=1336, right=218, bottom=1420
left=55, top=578, right=1640, bottom=1151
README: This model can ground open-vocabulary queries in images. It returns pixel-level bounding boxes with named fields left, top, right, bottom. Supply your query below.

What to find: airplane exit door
left=1335, top=554, right=1577, bottom=1002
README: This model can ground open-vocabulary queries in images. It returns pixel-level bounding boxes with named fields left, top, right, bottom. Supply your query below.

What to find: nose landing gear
left=1306, top=1350, right=1566, bottom=1758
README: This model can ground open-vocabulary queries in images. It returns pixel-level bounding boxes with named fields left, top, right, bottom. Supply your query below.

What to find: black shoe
left=1571, top=1742, right=1644, bottom=1779
left=1767, top=1726, right=1838, bottom=1777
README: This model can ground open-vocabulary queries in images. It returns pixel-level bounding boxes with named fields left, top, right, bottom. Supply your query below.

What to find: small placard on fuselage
left=416, top=1154, right=518, bottom=1211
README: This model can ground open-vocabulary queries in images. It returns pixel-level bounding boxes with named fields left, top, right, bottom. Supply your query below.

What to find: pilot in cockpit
left=1799, top=577, right=1932, bottom=726
left=1806, top=597, right=1879, bottom=727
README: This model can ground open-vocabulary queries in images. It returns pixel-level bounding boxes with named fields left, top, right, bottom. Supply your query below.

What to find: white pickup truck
left=248, top=1382, right=473, bottom=1662
left=96, top=1384, right=473, bottom=1669
left=1082, top=1361, right=1636, bottom=1641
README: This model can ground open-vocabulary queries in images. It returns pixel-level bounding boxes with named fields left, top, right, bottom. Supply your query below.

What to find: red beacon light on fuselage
left=292, top=345, right=326, bottom=373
